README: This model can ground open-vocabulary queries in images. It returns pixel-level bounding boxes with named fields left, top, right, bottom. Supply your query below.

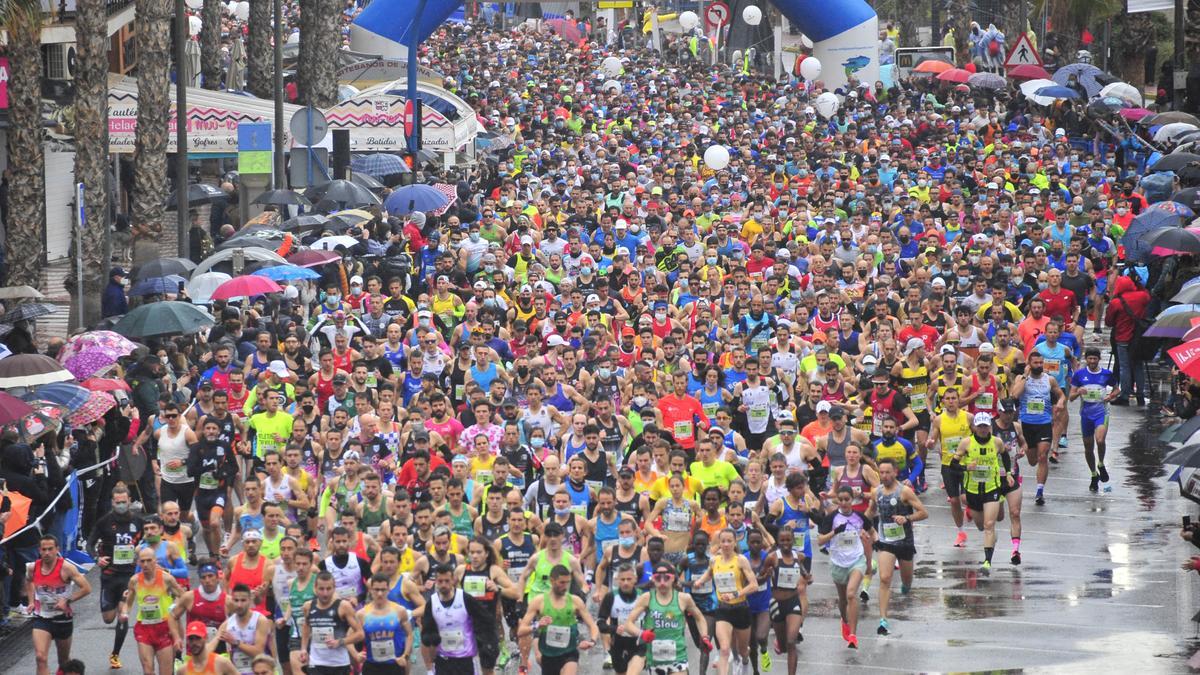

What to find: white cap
left=979, top=342, right=996, bottom=354
left=267, top=360, right=291, bottom=378
left=940, top=344, right=957, bottom=355
left=862, top=354, right=879, bottom=365
left=473, top=280, right=488, bottom=290
left=586, top=294, right=600, bottom=304
left=520, top=235, right=534, bottom=245
left=816, top=401, right=832, bottom=414
left=350, top=275, right=363, bottom=285
left=547, top=334, right=568, bottom=347
left=904, top=337, right=925, bottom=355
left=931, top=277, right=947, bottom=287
left=242, top=529, right=263, bottom=541
left=973, top=412, right=993, bottom=426
left=615, top=219, right=628, bottom=229
left=616, top=246, right=631, bottom=257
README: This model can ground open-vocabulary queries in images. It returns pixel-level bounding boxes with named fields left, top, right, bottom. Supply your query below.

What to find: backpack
left=1117, top=296, right=1158, bottom=361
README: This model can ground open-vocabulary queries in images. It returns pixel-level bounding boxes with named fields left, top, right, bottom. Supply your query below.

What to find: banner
left=1127, top=0, right=1174, bottom=12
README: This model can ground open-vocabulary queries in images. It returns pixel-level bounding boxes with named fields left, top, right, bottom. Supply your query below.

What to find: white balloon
left=233, top=1, right=249, bottom=21
left=799, top=56, right=822, bottom=81
left=704, top=145, right=730, bottom=170
left=742, top=5, right=762, bottom=26
left=678, top=10, right=699, bottom=30
left=814, top=91, right=840, bottom=119
left=800, top=34, right=814, bottom=49
left=602, top=56, right=622, bottom=78
left=185, top=0, right=201, bottom=8
left=603, top=79, right=621, bottom=93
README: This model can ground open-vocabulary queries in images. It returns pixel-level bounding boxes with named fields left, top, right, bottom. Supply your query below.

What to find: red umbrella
left=80, top=377, right=132, bottom=393
left=287, top=250, right=342, bottom=268
left=1170, top=339, right=1200, bottom=380
left=936, top=68, right=972, bottom=84
left=210, top=275, right=283, bottom=301
left=1182, top=320, right=1200, bottom=343
left=0, top=392, right=34, bottom=426
left=1007, top=64, right=1051, bottom=80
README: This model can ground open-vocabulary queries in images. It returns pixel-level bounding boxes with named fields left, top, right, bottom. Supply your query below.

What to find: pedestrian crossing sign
left=1004, top=33, right=1042, bottom=68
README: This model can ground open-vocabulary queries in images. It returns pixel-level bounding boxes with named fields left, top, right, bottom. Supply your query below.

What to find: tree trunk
left=246, top=0, right=273, bottom=98
left=200, top=0, right=222, bottom=89
left=298, top=0, right=339, bottom=107
left=131, top=0, right=172, bottom=265
left=5, top=5, right=45, bottom=290
left=950, top=0, right=972, bottom=65
left=70, top=0, right=110, bottom=329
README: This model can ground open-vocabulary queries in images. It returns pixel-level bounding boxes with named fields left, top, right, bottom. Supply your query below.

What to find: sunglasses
left=163, top=413, right=179, bottom=419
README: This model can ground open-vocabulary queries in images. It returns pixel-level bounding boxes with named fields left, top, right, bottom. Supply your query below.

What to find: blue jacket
left=102, top=280, right=127, bottom=318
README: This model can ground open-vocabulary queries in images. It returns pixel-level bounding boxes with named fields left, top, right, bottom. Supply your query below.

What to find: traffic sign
left=1004, top=33, right=1042, bottom=68
left=237, top=122, right=272, bottom=152
left=289, top=106, right=329, bottom=146
left=704, top=1, right=730, bottom=30
left=404, top=99, right=414, bottom=139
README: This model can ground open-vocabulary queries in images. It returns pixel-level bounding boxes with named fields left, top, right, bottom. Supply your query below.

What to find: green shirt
left=688, top=459, right=740, bottom=490
left=645, top=591, right=687, bottom=665
left=537, top=591, right=579, bottom=657
left=248, top=411, right=295, bottom=459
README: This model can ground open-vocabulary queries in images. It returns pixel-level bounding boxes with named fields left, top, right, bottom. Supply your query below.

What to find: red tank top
left=651, top=315, right=672, bottom=339
left=32, top=557, right=68, bottom=617
left=228, top=554, right=268, bottom=615
left=812, top=312, right=838, bottom=333
left=332, top=349, right=354, bottom=373
left=189, top=588, right=227, bottom=630
left=969, top=373, right=1000, bottom=415
left=315, top=371, right=335, bottom=408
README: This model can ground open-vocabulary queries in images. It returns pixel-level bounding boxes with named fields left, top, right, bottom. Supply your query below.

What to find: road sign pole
left=407, top=0, right=429, bottom=154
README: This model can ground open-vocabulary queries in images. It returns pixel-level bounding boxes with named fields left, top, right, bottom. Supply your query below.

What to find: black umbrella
left=216, top=226, right=289, bottom=251
left=135, top=257, right=197, bottom=280
left=1146, top=226, right=1200, bottom=253
left=1180, top=164, right=1200, bottom=185
left=166, top=183, right=226, bottom=208
left=1173, top=416, right=1200, bottom=443
left=1172, top=188, right=1200, bottom=213
left=303, top=180, right=380, bottom=208
left=252, top=189, right=313, bottom=208
left=1165, top=444, right=1200, bottom=466
left=279, top=214, right=330, bottom=233
left=350, top=172, right=386, bottom=191
left=0, top=302, right=57, bottom=323
left=1151, top=153, right=1200, bottom=173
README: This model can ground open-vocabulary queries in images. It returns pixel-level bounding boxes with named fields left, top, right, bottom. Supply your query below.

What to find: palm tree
left=246, top=0, right=272, bottom=98
left=130, top=0, right=172, bottom=265
left=200, top=0, right=222, bottom=89
left=70, top=0, right=110, bottom=328
left=298, top=0, right=339, bottom=106
left=3, top=0, right=46, bottom=289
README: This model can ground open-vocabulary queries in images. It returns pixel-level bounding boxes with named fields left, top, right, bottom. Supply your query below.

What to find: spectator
left=102, top=267, right=128, bottom=318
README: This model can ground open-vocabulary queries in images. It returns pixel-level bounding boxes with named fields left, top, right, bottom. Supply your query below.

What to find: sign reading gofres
left=107, top=90, right=293, bottom=154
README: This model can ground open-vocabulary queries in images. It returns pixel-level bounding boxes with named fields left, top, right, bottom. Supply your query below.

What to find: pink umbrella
left=1182, top=320, right=1200, bottom=343
left=57, top=330, right=139, bottom=365
left=210, top=275, right=283, bottom=301
left=61, top=349, right=122, bottom=380
left=936, top=68, right=973, bottom=84
left=1119, top=108, right=1153, bottom=122
left=80, top=377, right=131, bottom=393
left=68, top=390, right=116, bottom=426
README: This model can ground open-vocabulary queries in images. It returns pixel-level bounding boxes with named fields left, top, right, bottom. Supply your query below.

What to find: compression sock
left=113, top=617, right=129, bottom=655
left=1036, top=483, right=1045, bottom=493
left=1012, top=538, right=1021, bottom=551
left=984, top=547, right=994, bottom=563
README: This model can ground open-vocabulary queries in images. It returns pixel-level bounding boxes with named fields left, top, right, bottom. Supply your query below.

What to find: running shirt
left=1072, top=367, right=1115, bottom=418
left=306, top=599, right=349, bottom=667
left=963, top=434, right=1003, bottom=494
left=874, top=483, right=914, bottom=547
left=710, top=554, right=746, bottom=605
left=1019, top=374, right=1053, bottom=425
left=937, top=409, right=972, bottom=464
left=644, top=591, right=687, bottom=666
left=827, top=510, right=870, bottom=567
left=31, top=557, right=71, bottom=620
left=363, top=606, right=408, bottom=664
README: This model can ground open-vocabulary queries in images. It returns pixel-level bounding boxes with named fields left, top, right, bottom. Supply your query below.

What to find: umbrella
left=280, top=214, right=330, bottom=234
left=183, top=37, right=201, bottom=87
left=1087, top=96, right=1131, bottom=116
left=112, top=301, right=214, bottom=338
left=1146, top=111, right=1200, bottom=127
left=68, top=390, right=117, bottom=427
left=913, top=59, right=953, bottom=74
left=80, top=377, right=131, bottom=393
left=936, top=68, right=972, bottom=84
left=0, top=354, right=73, bottom=389
left=1184, top=322, right=1200, bottom=343
left=1052, top=62, right=1109, bottom=97
left=1152, top=153, right=1200, bottom=173
left=286, top=250, right=341, bottom=268
left=228, top=34, right=246, bottom=91
left=14, top=403, right=65, bottom=442
left=192, top=248, right=288, bottom=277
left=1173, top=417, right=1200, bottom=444
left=1180, top=165, right=1200, bottom=185
left=216, top=227, right=290, bottom=251
left=1099, top=81, right=1143, bottom=106
left=58, top=330, right=140, bottom=363
left=129, top=275, right=186, bottom=297
left=967, top=72, right=1006, bottom=90
left=137, top=257, right=197, bottom=280
left=1122, top=203, right=1189, bottom=262
left=60, top=349, right=122, bottom=380
left=0, top=286, right=43, bottom=300
left=311, top=235, right=359, bottom=251
left=210, top=275, right=283, bottom=301
left=1019, top=77, right=1056, bottom=102
left=253, top=265, right=320, bottom=281
left=350, top=154, right=410, bottom=176
left=166, top=183, right=225, bottom=208
left=1146, top=310, right=1200, bottom=338
left=1164, top=443, right=1200, bottom=467
left=22, top=382, right=91, bottom=410
left=0, top=302, right=56, bottom=324
left=1007, top=63, right=1051, bottom=80
left=329, top=209, right=374, bottom=226
left=1119, top=107, right=1154, bottom=122
left=185, top=271, right=232, bottom=304
left=1154, top=123, right=1199, bottom=143
left=1147, top=227, right=1200, bottom=254
left=1147, top=201, right=1197, bottom=218
left=543, top=16, right=583, bottom=41
left=252, top=189, right=312, bottom=208
left=1173, top=188, right=1200, bottom=212
left=0, top=392, right=34, bottom=426
left=350, top=172, right=386, bottom=191
left=1034, top=85, right=1082, bottom=100
left=303, top=180, right=380, bottom=208
left=384, top=184, right=451, bottom=216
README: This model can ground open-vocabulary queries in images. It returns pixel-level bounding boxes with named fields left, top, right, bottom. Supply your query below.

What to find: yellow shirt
left=469, top=454, right=497, bottom=487
left=937, top=408, right=972, bottom=463
left=649, top=475, right=702, bottom=502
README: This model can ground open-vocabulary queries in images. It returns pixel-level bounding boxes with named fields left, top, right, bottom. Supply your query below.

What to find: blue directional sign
left=238, top=122, right=273, bottom=152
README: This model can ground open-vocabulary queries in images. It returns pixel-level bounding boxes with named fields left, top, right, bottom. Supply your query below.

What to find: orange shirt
left=801, top=419, right=833, bottom=445
left=656, top=394, right=710, bottom=449
left=1017, top=316, right=1051, bottom=354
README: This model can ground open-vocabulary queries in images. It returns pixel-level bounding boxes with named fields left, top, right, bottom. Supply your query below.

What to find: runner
left=457, top=537, right=522, bottom=674
left=817, top=486, right=874, bottom=649
left=766, top=528, right=807, bottom=675
left=1011, top=352, right=1066, bottom=506
left=422, top=563, right=499, bottom=675
left=597, top=565, right=644, bottom=675
left=994, top=399, right=1028, bottom=565
left=28, top=534, right=91, bottom=675
left=868, top=458, right=928, bottom=636
left=299, top=571, right=364, bottom=675
left=1069, top=347, right=1119, bottom=492
left=951, top=413, right=1016, bottom=571
left=517, top=564, right=601, bottom=675
left=927, top=388, right=972, bottom=547
left=180, top=621, right=239, bottom=675
left=88, top=484, right=143, bottom=670
left=120, top=546, right=186, bottom=675
left=169, top=560, right=227, bottom=644
left=621, top=561, right=710, bottom=675
left=693, top=528, right=759, bottom=675
left=215, top=584, right=272, bottom=674
left=356, top=573, right=412, bottom=675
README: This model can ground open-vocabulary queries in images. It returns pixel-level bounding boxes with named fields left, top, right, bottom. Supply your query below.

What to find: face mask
left=917, top=179, right=927, bottom=188
left=655, top=311, right=667, bottom=321
left=554, top=507, right=571, bottom=517
left=517, top=366, right=529, bottom=378
left=899, top=235, right=910, bottom=243
left=1116, top=208, right=1127, bottom=216
left=632, top=395, right=648, bottom=408
left=1030, top=366, right=1043, bottom=377
left=630, top=224, right=641, bottom=233
left=957, top=276, right=970, bottom=286
left=1097, top=201, right=1107, bottom=210
left=1073, top=205, right=1084, bottom=214
left=325, top=294, right=341, bottom=305
left=113, top=502, right=129, bottom=515
left=1038, top=281, right=1048, bottom=291
left=146, top=534, right=162, bottom=545
left=469, top=232, right=481, bottom=242
left=619, top=536, right=636, bottom=547
left=302, top=404, right=314, bottom=414
left=531, top=437, right=546, bottom=448
left=833, top=198, right=844, bottom=207
left=580, top=266, right=592, bottom=275
left=706, top=256, right=718, bottom=265
left=159, top=355, right=169, bottom=365
left=866, top=245, right=878, bottom=254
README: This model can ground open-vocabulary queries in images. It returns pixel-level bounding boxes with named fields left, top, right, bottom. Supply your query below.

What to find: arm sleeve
left=597, top=593, right=616, bottom=634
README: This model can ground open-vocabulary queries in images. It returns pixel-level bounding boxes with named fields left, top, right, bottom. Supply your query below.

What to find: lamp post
left=175, top=0, right=189, bottom=257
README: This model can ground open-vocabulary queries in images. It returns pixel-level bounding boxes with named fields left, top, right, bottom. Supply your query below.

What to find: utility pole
left=175, top=0, right=188, bottom=257
left=931, top=0, right=940, bottom=46
left=273, top=0, right=285, bottom=188
left=1175, top=0, right=1186, bottom=110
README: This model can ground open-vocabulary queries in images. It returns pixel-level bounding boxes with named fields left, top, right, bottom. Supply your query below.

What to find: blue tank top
left=401, top=372, right=423, bottom=406
left=388, top=574, right=411, bottom=609
left=362, top=610, right=407, bottom=663
left=1034, top=341, right=1070, bottom=388
left=777, top=498, right=812, bottom=556
left=565, top=481, right=591, bottom=514
left=1019, top=374, right=1053, bottom=425
left=685, top=551, right=716, bottom=612
left=383, top=343, right=405, bottom=369
left=594, top=512, right=621, bottom=563
left=744, top=550, right=771, bottom=611
left=545, top=384, right=574, bottom=413
left=563, top=433, right=588, bottom=461
left=239, top=510, right=264, bottom=534
left=698, top=388, right=725, bottom=421
left=470, top=362, right=499, bottom=391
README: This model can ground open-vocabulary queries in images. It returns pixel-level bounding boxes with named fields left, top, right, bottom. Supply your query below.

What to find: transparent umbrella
left=183, top=38, right=201, bottom=87
left=228, top=34, right=246, bottom=91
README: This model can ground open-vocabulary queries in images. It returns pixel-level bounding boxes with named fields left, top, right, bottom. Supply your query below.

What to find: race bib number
left=666, top=511, right=690, bottom=531
left=881, top=522, right=905, bottom=543
left=569, top=504, right=588, bottom=519
left=463, top=576, right=488, bottom=597
left=475, top=470, right=493, bottom=486
left=367, top=525, right=381, bottom=538
left=311, top=626, right=334, bottom=644
left=749, top=406, right=768, bottom=420
left=776, top=566, right=802, bottom=588
left=545, top=625, right=571, bottom=649
left=969, top=467, right=992, bottom=483
left=113, top=545, right=135, bottom=566
left=673, top=420, right=693, bottom=440
left=1046, top=360, right=1060, bottom=374
left=834, top=531, right=858, bottom=552
left=232, top=650, right=252, bottom=671
left=943, top=436, right=963, bottom=456
left=976, top=392, right=994, bottom=409
left=1083, top=388, right=1104, bottom=403
left=714, top=571, right=737, bottom=594
left=585, top=480, right=604, bottom=494
left=199, top=472, right=220, bottom=490
left=336, top=585, right=357, bottom=600
left=139, top=596, right=163, bottom=623
left=703, top=403, right=719, bottom=419
left=601, top=538, right=619, bottom=551
left=370, top=638, right=396, bottom=661
left=652, top=639, right=677, bottom=661
left=443, top=629, right=465, bottom=652
left=455, top=384, right=465, bottom=401
left=163, top=463, right=188, bottom=480
left=910, top=392, right=927, bottom=412
left=691, top=577, right=713, bottom=594
left=1027, top=400, right=1045, bottom=415
left=507, top=566, right=523, bottom=582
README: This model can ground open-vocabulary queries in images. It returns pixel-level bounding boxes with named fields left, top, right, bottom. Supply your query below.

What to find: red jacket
left=1105, top=276, right=1150, bottom=342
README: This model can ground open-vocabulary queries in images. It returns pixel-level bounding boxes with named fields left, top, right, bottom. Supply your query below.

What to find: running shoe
left=1059, top=437, right=1069, bottom=449
left=1049, top=450, right=1059, bottom=464
left=841, top=621, right=850, bottom=641
left=518, top=666, right=529, bottom=675
left=847, top=634, right=858, bottom=649
left=877, top=619, right=890, bottom=636
left=954, top=531, right=967, bottom=547
left=1011, top=550, right=1022, bottom=565
left=860, top=590, right=869, bottom=604
left=774, top=637, right=785, bottom=655
left=1035, top=488, right=1045, bottom=506
left=1098, top=465, right=1109, bottom=482
left=603, top=652, right=613, bottom=670
left=900, top=583, right=911, bottom=595
left=981, top=560, right=992, bottom=571
left=499, top=643, right=512, bottom=669
left=1089, top=475, right=1100, bottom=493
left=109, top=654, right=122, bottom=670
left=760, top=650, right=772, bottom=671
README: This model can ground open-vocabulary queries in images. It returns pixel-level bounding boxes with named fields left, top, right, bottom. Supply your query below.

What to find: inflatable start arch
left=351, top=0, right=878, bottom=91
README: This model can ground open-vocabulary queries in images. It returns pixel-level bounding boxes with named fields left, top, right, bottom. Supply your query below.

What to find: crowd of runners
left=17, top=12, right=1165, bottom=675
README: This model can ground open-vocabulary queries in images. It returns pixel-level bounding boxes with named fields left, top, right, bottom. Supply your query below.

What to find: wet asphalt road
left=8, top=400, right=1199, bottom=674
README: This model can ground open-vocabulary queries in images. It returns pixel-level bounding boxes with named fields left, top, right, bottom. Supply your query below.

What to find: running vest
left=135, top=568, right=169, bottom=624
left=875, top=483, right=914, bottom=547
left=190, top=586, right=227, bottom=639
left=363, top=606, right=407, bottom=664
left=963, top=435, right=1003, bottom=493
left=1019, top=373, right=1053, bottom=424
left=306, top=599, right=349, bottom=667
left=225, top=611, right=262, bottom=673
left=711, top=555, right=746, bottom=605
left=938, top=409, right=972, bottom=464
left=644, top=591, right=687, bottom=665
left=430, top=589, right=477, bottom=658
left=538, top=591, right=579, bottom=656
left=324, top=553, right=365, bottom=601
left=31, top=557, right=71, bottom=620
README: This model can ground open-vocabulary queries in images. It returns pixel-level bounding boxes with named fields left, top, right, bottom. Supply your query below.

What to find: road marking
left=974, top=617, right=1174, bottom=630
left=924, top=502, right=1139, bottom=522
left=801, top=631, right=1090, bottom=655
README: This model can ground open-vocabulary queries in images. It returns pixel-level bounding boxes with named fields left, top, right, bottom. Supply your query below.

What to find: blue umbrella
left=1122, top=202, right=1188, bottom=262
left=1160, top=303, right=1200, bottom=317
left=384, top=184, right=451, bottom=216
left=1034, top=85, right=1082, bottom=100
left=22, top=382, right=91, bottom=411
left=350, top=153, right=410, bottom=176
left=130, top=275, right=186, bottom=297
left=1052, top=62, right=1110, bottom=97
left=253, top=265, right=321, bottom=281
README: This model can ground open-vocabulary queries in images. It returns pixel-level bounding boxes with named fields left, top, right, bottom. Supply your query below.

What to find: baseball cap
left=829, top=406, right=847, bottom=419
left=973, top=412, right=993, bottom=426
left=267, top=360, right=291, bottom=379
left=904, top=337, right=925, bottom=355
left=931, top=277, right=947, bottom=288
left=979, top=342, right=996, bottom=354
left=547, top=334, right=568, bottom=347
left=243, top=529, right=263, bottom=541
left=350, top=275, right=363, bottom=286
left=333, top=373, right=348, bottom=384
left=816, top=400, right=832, bottom=414
left=940, top=344, right=957, bottom=355
left=186, top=621, right=208, bottom=639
